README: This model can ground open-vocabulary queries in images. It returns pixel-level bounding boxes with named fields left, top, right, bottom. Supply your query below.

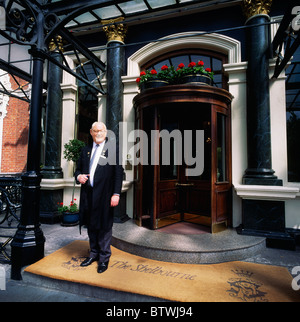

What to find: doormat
left=24, top=240, right=300, bottom=302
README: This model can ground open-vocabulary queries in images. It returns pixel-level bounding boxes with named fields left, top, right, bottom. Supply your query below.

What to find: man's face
left=90, top=123, right=107, bottom=144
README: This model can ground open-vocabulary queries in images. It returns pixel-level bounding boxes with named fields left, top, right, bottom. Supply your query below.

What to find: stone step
left=112, top=220, right=266, bottom=264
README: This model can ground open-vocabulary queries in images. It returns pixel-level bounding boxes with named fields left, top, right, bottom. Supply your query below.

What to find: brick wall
left=1, top=75, right=30, bottom=173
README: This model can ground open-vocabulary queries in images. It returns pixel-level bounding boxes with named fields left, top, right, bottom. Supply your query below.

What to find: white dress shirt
left=89, top=141, right=105, bottom=187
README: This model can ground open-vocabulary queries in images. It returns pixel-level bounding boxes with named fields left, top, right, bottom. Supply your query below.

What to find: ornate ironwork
left=0, top=0, right=106, bottom=95
left=0, top=178, right=22, bottom=264
left=272, top=1, right=300, bottom=79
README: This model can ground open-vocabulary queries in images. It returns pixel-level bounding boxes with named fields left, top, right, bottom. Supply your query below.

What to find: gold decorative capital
left=48, top=35, right=64, bottom=52
left=101, top=17, right=127, bottom=43
left=242, top=0, right=273, bottom=20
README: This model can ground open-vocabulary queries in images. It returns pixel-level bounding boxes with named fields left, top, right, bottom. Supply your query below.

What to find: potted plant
left=136, top=65, right=175, bottom=91
left=60, top=139, right=85, bottom=225
left=58, top=199, right=79, bottom=226
left=176, top=60, right=214, bottom=85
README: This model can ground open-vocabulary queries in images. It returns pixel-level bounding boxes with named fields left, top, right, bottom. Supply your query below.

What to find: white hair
left=91, top=121, right=107, bottom=131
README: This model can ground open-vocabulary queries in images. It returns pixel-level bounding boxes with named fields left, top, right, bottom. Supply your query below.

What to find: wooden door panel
left=215, top=189, right=230, bottom=222
left=186, top=188, right=211, bottom=215
left=158, top=189, right=179, bottom=217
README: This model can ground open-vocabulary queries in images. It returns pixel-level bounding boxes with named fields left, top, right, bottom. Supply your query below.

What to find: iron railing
left=0, top=177, right=22, bottom=264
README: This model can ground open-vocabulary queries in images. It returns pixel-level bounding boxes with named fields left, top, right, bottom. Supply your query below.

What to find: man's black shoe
left=97, top=261, right=109, bottom=273
left=80, top=257, right=98, bottom=267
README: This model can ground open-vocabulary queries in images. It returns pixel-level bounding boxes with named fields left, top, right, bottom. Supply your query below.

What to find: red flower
left=205, top=67, right=211, bottom=72
left=198, top=60, right=204, bottom=66
left=150, top=69, right=157, bottom=75
left=188, top=62, right=196, bottom=68
left=140, top=71, right=146, bottom=76
left=161, top=65, right=169, bottom=70
left=136, top=77, right=141, bottom=83
left=178, top=63, right=185, bottom=69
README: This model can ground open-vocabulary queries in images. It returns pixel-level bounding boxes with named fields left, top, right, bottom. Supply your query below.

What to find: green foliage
left=63, top=139, right=85, bottom=163
left=136, top=60, right=214, bottom=88
left=57, top=199, right=78, bottom=213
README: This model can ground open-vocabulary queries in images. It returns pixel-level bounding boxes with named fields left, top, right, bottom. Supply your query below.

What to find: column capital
left=101, top=17, right=127, bottom=43
left=242, top=0, right=272, bottom=21
left=48, top=35, right=64, bottom=52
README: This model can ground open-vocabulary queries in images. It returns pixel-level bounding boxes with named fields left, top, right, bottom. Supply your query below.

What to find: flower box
left=136, top=60, right=214, bottom=91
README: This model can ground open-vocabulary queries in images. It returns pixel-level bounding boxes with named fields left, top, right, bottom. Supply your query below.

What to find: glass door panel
left=217, top=113, right=227, bottom=182
left=211, top=110, right=231, bottom=233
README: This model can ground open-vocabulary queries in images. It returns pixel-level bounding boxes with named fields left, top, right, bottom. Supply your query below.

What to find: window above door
left=141, top=49, right=228, bottom=89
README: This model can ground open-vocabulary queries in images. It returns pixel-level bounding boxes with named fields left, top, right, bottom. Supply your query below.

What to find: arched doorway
left=128, top=32, right=239, bottom=233
left=133, top=85, right=232, bottom=233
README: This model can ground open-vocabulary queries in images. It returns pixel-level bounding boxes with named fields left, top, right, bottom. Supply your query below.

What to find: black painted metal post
left=11, top=13, right=46, bottom=280
left=243, top=14, right=282, bottom=186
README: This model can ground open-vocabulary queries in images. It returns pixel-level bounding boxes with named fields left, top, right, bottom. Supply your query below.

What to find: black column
left=42, top=51, right=63, bottom=179
left=11, top=13, right=45, bottom=280
left=106, top=40, right=128, bottom=223
left=239, top=14, right=294, bottom=249
left=106, top=40, right=125, bottom=146
left=40, top=51, right=64, bottom=224
left=243, top=14, right=282, bottom=186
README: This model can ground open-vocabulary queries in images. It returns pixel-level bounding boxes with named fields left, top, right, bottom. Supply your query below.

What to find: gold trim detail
left=242, top=0, right=273, bottom=20
left=48, top=35, right=64, bottom=52
left=101, top=17, right=127, bottom=43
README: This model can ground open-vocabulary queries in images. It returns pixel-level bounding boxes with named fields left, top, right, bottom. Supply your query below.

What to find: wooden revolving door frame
left=133, top=85, right=233, bottom=233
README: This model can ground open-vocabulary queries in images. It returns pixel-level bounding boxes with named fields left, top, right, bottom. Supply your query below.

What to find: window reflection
left=286, top=47, right=300, bottom=182
left=217, top=113, right=226, bottom=182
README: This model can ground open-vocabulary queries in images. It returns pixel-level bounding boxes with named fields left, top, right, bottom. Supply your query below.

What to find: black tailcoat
left=75, top=138, right=123, bottom=232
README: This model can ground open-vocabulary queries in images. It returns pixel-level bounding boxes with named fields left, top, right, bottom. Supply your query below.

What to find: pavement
left=0, top=221, right=299, bottom=302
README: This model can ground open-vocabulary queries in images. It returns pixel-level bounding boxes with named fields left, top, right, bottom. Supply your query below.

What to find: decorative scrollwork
left=0, top=0, right=59, bottom=48
left=44, top=12, right=60, bottom=32
left=1, top=0, right=37, bottom=44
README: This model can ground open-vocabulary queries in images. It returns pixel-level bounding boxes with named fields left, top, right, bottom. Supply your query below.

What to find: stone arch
left=127, top=32, right=241, bottom=76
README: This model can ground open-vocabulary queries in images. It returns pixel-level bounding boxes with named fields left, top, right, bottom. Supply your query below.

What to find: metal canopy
left=1, top=0, right=299, bottom=99
left=272, top=0, right=300, bottom=79
left=0, top=0, right=239, bottom=100
left=41, top=0, right=231, bottom=31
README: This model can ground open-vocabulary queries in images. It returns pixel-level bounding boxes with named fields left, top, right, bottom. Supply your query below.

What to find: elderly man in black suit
left=75, top=121, right=123, bottom=273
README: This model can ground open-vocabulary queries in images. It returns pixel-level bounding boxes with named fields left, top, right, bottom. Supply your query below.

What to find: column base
left=40, top=189, right=63, bottom=224
left=10, top=225, right=45, bottom=280
left=238, top=199, right=296, bottom=250
left=113, top=191, right=130, bottom=223
left=10, top=172, right=45, bottom=280
left=41, top=167, right=63, bottom=179
left=242, top=177, right=283, bottom=186
left=243, top=168, right=283, bottom=186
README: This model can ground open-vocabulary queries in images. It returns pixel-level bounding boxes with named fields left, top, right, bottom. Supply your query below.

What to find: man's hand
left=110, top=195, right=120, bottom=207
left=77, top=174, right=89, bottom=184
